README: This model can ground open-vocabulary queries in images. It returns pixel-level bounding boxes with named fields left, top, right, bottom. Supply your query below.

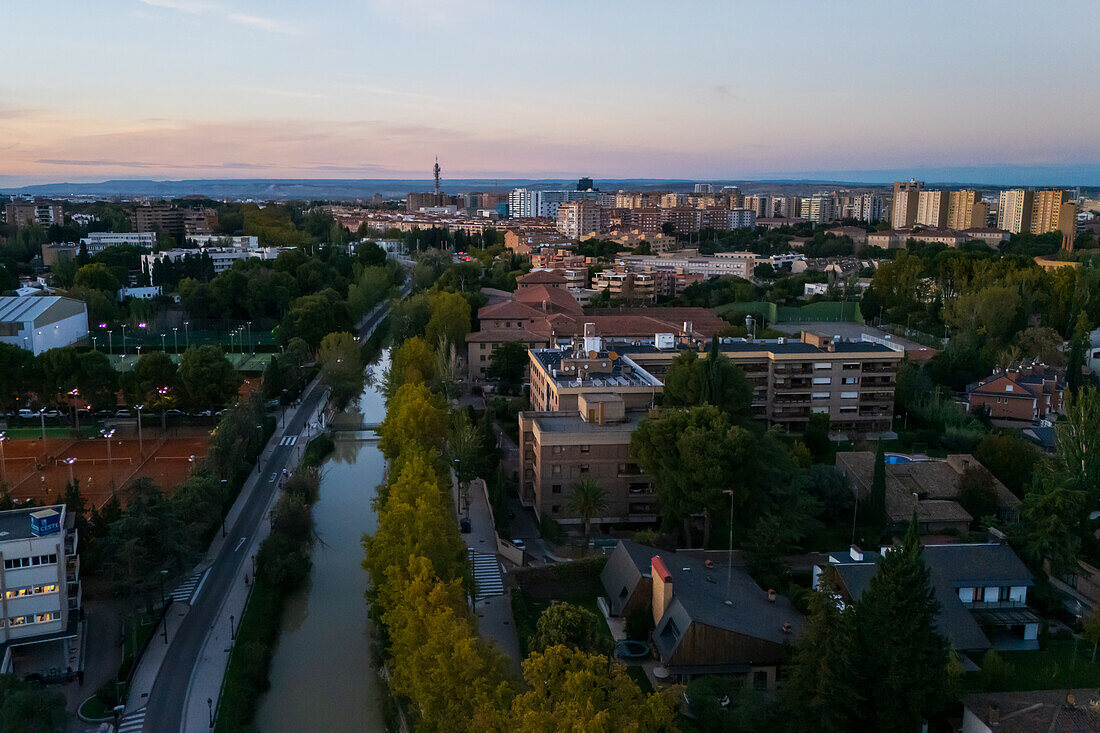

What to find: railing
left=964, top=599, right=1028, bottom=610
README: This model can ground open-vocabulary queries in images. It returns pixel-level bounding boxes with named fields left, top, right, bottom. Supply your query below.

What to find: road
left=142, top=377, right=328, bottom=732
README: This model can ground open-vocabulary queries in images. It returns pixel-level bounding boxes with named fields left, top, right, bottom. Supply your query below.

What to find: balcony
left=66, top=556, right=80, bottom=584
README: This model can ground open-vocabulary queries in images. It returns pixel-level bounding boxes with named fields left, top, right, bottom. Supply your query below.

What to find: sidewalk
left=453, top=472, right=522, bottom=673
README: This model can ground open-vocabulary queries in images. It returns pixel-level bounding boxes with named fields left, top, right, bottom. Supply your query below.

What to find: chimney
left=767, top=588, right=776, bottom=602
left=849, top=545, right=863, bottom=562
left=651, top=556, right=674, bottom=625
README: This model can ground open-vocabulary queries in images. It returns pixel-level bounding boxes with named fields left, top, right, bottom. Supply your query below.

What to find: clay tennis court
left=2, top=429, right=211, bottom=509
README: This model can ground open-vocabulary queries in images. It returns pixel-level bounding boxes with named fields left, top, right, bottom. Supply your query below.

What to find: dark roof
left=0, top=505, right=64, bottom=542
left=607, top=540, right=802, bottom=650
left=517, top=270, right=567, bottom=285
left=826, top=541, right=1033, bottom=653
left=965, top=689, right=1100, bottom=732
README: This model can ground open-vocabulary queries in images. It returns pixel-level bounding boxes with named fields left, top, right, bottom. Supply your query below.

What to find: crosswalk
left=278, top=435, right=298, bottom=446
left=467, top=549, right=505, bottom=602
left=169, top=568, right=208, bottom=605
left=116, top=707, right=145, bottom=733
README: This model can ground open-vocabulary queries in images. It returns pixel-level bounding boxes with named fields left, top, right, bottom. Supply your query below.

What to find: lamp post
left=0, top=432, right=6, bottom=485
left=230, top=614, right=236, bottom=640
left=120, top=324, right=127, bottom=356
left=107, top=330, right=113, bottom=356
left=69, top=389, right=80, bottom=431
left=92, top=336, right=97, bottom=352
left=207, top=698, right=213, bottom=729
left=184, top=321, right=190, bottom=348
left=161, top=333, right=166, bottom=352
left=219, top=478, right=228, bottom=537
left=64, top=457, right=76, bottom=486
left=173, top=327, right=179, bottom=354
left=134, top=404, right=144, bottom=456
left=159, top=569, right=169, bottom=644
left=246, top=321, right=252, bottom=354
left=101, top=428, right=116, bottom=490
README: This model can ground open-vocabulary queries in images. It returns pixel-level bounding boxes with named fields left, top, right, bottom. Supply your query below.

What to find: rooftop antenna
left=433, top=156, right=441, bottom=197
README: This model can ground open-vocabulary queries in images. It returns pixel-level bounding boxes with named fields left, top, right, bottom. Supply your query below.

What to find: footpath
left=114, top=385, right=329, bottom=732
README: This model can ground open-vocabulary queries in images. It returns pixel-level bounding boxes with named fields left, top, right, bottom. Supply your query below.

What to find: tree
left=509, top=645, right=677, bottom=733
left=0, top=675, right=67, bottom=733
left=0, top=344, right=34, bottom=413
left=63, top=479, right=87, bottom=535
left=448, top=412, right=480, bottom=514
left=866, top=440, right=887, bottom=535
left=73, top=261, right=120, bottom=293
left=278, top=290, right=352, bottom=348
left=662, top=351, right=705, bottom=407
left=121, top=350, right=178, bottom=407
left=1068, top=311, right=1093, bottom=396
left=317, top=331, right=364, bottom=410
left=531, top=602, right=608, bottom=655
left=75, top=350, right=119, bottom=410
left=781, top=567, right=862, bottom=733
left=566, top=479, right=608, bottom=554
left=956, top=467, right=998, bottom=525
left=974, top=432, right=1040, bottom=497
left=661, top=344, right=753, bottom=420
left=487, top=341, right=527, bottom=394
left=386, top=336, right=437, bottom=394
left=854, top=517, right=951, bottom=731
left=425, top=291, right=472, bottom=350
left=378, top=383, right=449, bottom=461
left=178, top=345, right=241, bottom=412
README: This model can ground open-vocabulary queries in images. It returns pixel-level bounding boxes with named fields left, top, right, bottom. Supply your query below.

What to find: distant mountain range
left=2, top=175, right=1097, bottom=201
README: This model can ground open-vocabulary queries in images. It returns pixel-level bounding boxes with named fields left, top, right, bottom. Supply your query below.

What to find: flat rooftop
left=611, top=337, right=898, bottom=357
left=0, top=505, right=64, bottom=542
left=532, top=349, right=663, bottom=389
left=527, top=411, right=644, bottom=434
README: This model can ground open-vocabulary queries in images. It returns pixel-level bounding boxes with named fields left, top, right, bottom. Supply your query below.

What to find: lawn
left=963, top=639, right=1100, bottom=693
left=0, top=425, right=98, bottom=439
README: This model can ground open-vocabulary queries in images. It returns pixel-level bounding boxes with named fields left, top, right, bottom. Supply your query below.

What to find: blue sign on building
left=30, top=509, right=61, bottom=537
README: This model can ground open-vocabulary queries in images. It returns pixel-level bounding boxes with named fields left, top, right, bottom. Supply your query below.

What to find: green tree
left=386, top=336, right=437, bottom=395
left=566, top=479, right=608, bottom=554
left=121, top=350, right=178, bottom=407
left=866, top=440, right=887, bottom=535
left=854, top=517, right=951, bottom=732
left=974, top=432, right=1041, bottom=497
left=1068, top=311, right=1093, bottom=396
left=425, top=291, right=472, bottom=350
left=781, top=567, right=862, bottom=733
left=178, top=345, right=241, bottom=412
left=486, top=341, right=528, bottom=394
left=73, top=261, right=120, bottom=292
left=0, top=675, right=67, bottom=733
left=662, top=351, right=705, bottom=407
left=317, top=331, right=364, bottom=410
left=0, top=344, right=34, bottom=413
left=75, top=350, right=119, bottom=410
left=531, top=602, right=608, bottom=655
left=956, top=466, right=998, bottom=525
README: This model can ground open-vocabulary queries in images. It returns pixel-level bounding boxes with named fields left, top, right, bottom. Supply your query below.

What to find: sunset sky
left=3, top=0, right=1099, bottom=185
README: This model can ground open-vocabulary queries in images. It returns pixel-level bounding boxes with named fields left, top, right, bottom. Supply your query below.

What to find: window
left=841, top=391, right=859, bottom=399
left=551, top=505, right=561, bottom=514
left=660, top=618, right=681, bottom=643
left=841, top=377, right=859, bottom=385
left=551, top=484, right=561, bottom=494
left=812, top=392, right=830, bottom=399
left=551, top=465, right=561, bottom=476
left=552, top=445, right=563, bottom=455
left=479, top=355, right=485, bottom=362
left=579, top=464, right=590, bottom=474
left=813, top=362, right=831, bottom=370
left=812, top=377, right=831, bottom=385
left=753, top=671, right=768, bottom=691
left=580, top=444, right=590, bottom=454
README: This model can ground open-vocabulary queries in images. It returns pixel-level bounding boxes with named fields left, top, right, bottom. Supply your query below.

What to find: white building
left=182, top=235, right=260, bottom=249
left=850, top=193, right=883, bottom=223
left=508, top=189, right=570, bottom=218
left=804, top=194, right=837, bottom=224
left=79, top=232, right=156, bottom=252
left=617, top=251, right=762, bottom=279
left=0, top=505, right=81, bottom=677
left=0, top=296, right=89, bottom=355
left=141, top=246, right=282, bottom=283
left=117, top=285, right=162, bottom=301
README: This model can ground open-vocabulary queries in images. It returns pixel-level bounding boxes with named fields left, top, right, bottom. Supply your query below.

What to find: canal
left=255, top=350, right=389, bottom=732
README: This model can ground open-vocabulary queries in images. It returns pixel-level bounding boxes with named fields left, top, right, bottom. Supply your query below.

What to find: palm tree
left=567, top=480, right=608, bottom=555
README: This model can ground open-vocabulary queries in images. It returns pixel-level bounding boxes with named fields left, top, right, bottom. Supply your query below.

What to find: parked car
left=42, top=410, right=62, bottom=419
left=165, top=409, right=186, bottom=416
left=114, top=409, right=132, bottom=418
left=17, top=409, right=38, bottom=419
left=460, top=517, right=472, bottom=534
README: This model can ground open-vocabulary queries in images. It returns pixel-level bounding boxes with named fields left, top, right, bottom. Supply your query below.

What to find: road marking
left=233, top=537, right=246, bottom=552
left=190, top=568, right=211, bottom=605
left=116, top=708, right=145, bottom=733
left=169, top=568, right=208, bottom=605
left=467, top=548, right=505, bottom=601
left=269, top=473, right=277, bottom=483
left=279, top=435, right=298, bottom=446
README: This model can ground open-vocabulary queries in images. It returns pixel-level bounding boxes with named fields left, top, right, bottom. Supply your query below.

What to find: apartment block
left=916, top=189, right=949, bottom=228
left=556, top=200, right=603, bottom=239
left=997, top=189, right=1034, bottom=234
left=891, top=179, right=923, bottom=229
left=1030, top=189, right=1077, bottom=250
left=4, top=200, right=64, bottom=228
left=0, top=505, right=82, bottom=677
left=804, top=194, right=836, bottom=224
left=593, top=268, right=658, bottom=302
left=849, top=193, right=882, bottom=223
left=946, top=190, right=987, bottom=231
left=132, top=203, right=184, bottom=236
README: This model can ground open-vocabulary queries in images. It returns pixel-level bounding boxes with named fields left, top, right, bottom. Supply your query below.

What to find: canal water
left=255, top=351, right=389, bottom=732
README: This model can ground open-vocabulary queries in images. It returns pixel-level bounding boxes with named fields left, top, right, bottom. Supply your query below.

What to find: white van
left=18, top=409, right=38, bottom=419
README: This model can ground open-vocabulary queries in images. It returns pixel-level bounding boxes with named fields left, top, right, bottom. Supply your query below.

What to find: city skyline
left=3, top=0, right=1100, bottom=186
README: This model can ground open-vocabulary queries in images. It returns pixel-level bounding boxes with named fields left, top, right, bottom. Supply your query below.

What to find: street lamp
left=229, top=614, right=236, bottom=640
left=120, top=324, right=127, bottom=356
left=172, top=327, right=179, bottom=354
left=159, top=569, right=170, bottom=644
left=69, top=389, right=80, bottom=431
left=161, top=333, right=166, bottom=352
left=219, top=478, right=228, bottom=537
left=134, top=404, right=144, bottom=456
left=101, top=428, right=116, bottom=490
left=246, top=321, right=252, bottom=354
left=184, top=321, right=190, bottom=348
left=107, top=330, right=113, bottom=356
left=0, top=432, right=6, bottom=485
left=64, top=457, right=76, bottom=486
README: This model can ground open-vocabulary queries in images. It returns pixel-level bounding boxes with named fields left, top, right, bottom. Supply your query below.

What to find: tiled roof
left=517, top=270, right=567, bottom=285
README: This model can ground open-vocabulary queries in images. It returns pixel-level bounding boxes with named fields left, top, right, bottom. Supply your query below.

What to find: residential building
left=770, top=195, right=802, bottom=219
left=0, top=505, right=82, bottom=677
left=519, top=337, right=662, bottom=525
left=602, top=540, right=802, bottom=685
left=0, top=296, right=89, bottom=355
left=405, top=191, right=459, bottom=212
left=1030, top=189, right=1077, bottom=250
left=815, top=538, right=1038, bottom=656
left=509, top=189, right=569, bottom=219
left=835, top=452, right=1020, bottom=535
left=823, top=226, right=868, bottom=247
left=626, top=330, right=902, bottom=436
left=556, top=200, right=602, bottom=239
left=182, top=234, right=260, bottom=249
left=997, top=189, right=1034, bottom=234
left=589, top=230, right=678, bottom=254
left=804, top=194, right=836, bottom=224
left=132, top=203, right=184, bottom=236
left=962, top=690, right=1100, bottom=733
left=849, top=192, right=883, bottom=223
left=694, top=183, right=714, bottom=194
left=593, top=268, right=657, bottom=302
left=183, top=207, right=218, bottom=235
left=916, top=189, right=949, bottom=228
left=141, top=246, right=282, bottom=282
left=4, top=200, right=64, bottom=228
left=966, top=363, right=1064, bottom=423
left=79, top=231, right=156, bottom=250
left=946, top=189, right=988, bottom=231
left=503, top=229, right=571, bottom=255
left=743, top=195, right=770, bottom=219
left=616, top=251, right=761, bottom=281
left=963, top=227, right=1010, bottom=247
left=891, top=179, right=923, bottom=229
left=909, top=228, right=968, bottom=246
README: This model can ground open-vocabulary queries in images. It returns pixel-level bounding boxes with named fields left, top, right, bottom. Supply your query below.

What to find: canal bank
left=254, top=351, right=390, bottom=732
